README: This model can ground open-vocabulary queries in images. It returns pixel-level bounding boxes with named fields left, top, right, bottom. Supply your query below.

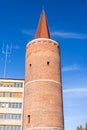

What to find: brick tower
left=23, top=11, right=64, bottom=130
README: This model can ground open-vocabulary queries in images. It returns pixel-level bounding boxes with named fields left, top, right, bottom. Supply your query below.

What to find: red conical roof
left=35, top=10, right=50, bottom=38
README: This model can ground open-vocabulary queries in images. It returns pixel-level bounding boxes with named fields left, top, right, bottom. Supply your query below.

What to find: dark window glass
left=9, top=92, right=12, bottom=97
left=14, top=83, right=16, bottom=87
left=3, top=92, right=6, bottom=97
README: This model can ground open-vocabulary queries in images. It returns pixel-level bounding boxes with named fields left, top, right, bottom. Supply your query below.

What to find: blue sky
left=0, top=0, right=87, bottom=130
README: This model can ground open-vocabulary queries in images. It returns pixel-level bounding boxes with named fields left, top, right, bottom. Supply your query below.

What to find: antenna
left=2, top=44, right=12, bottom=78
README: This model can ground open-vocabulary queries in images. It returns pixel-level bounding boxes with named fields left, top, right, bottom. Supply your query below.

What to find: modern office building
left=0, top=78, right=24, bottom=130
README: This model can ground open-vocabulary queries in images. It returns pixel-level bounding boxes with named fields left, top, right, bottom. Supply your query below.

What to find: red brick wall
left=23, top=38, right=64, bottom=130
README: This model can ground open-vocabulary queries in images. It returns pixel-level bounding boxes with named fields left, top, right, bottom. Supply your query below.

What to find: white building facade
left=0, top=78, right=24, bottom=130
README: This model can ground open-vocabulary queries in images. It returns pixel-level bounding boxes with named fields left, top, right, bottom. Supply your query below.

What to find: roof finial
left=42, top=5, right=44, bottom=12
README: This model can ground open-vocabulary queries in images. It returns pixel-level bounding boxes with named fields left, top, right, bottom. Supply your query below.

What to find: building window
left=6, top=103, right=9, bottom=108
left=16, top=103, right=18, bottom=108
left=7, top=114, right=10, bottom=119
left=14, top=83, right=16, bottom=87
left=20, top=83, right=23, bottom=88
left=0, top=126, right=2, bottom=130
left=19, top=114, right=21, bottom=119
left=28, top=115, right=30, bottom=123
left=7, top=126, right=10, bottom=130
left=3, top=114, right=6, bottom=119
left=18, top=126, right=21, bottom=130
left=7, top=85, right=11, bottom=87
left=9, top=92, right=12, bottom=97
left=47, top=61, right=50, bottom=65
left=0, top=126, right=21, bottom=130
left=19, top=103, right=22, bottom=108
left=12, top=114, right=14, bottom=119
left=0, top=114, right=1, bottom=119
left=0, top=84, right=2, bottom=87
left=0, top=92, right=3, bottom=97
left=0, top=114, right=21, bottom=120
left=17, top=84, right=19, bottom=87
left=13, top=126, right=16, bottom=130
left=1, top=103, right=5, bottom=108
left=9, top=103, right=11, bottom=108
left=0, top=102, right=22, bottom=109
left=30, top=64, right=32, bottom=67
left=11, top=103, right=14, bottom=108
left=3, top=126, right=6, bottom=130
left=3, top=92, right=6, bottom=97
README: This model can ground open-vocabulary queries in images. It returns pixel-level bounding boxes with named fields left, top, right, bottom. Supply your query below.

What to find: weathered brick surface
left=25, top=39, right=61, bottom=84
left=23, top=38, right=64, bottom=130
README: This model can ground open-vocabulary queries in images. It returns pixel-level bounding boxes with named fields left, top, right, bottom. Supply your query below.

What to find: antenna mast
left=2, top=44, right=12, bottom=78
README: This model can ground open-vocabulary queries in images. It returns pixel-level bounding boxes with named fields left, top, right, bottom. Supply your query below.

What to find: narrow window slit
left=47, top=61, right=50, bottom=65
left=30, top=64, right=32, bottom=67
left=28, top=115, right=30, bottom=123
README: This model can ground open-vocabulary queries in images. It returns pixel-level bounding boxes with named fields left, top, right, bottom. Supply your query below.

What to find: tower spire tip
left=35, top=10, right=50, bottom=39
